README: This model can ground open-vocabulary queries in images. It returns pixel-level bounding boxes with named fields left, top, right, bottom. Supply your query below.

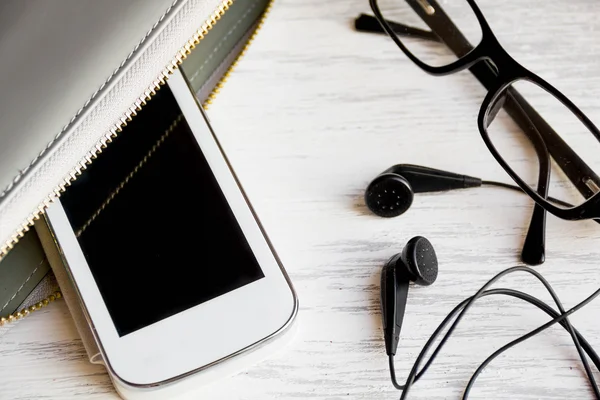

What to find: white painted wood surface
left=2, top=0, right=600, bottom=398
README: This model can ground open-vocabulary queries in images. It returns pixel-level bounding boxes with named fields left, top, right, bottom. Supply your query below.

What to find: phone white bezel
left=44, top=69, right=297, bottom=387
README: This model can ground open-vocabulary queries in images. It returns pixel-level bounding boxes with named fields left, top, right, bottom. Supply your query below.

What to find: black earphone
left=381, top=236, right=438, bottom=356
left=380, top=236, right=600, bottom=399
left=365, top=164, right=572, bottom=219
left=366, top=165, right=482, bottom=218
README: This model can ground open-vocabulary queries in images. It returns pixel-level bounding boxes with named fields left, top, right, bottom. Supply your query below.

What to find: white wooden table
left=3, top=0, right=600, bottom=398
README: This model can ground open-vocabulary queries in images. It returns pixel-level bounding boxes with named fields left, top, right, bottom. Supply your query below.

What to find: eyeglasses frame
left=369, top=0, right=600, bottom=222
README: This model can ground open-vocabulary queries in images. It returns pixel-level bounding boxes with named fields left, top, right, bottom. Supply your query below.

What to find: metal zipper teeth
left=1, top=0, right=278, bottom=261
left=0, top=291, right=62, bottom=327
left=203, top=0, right=274, bottom=106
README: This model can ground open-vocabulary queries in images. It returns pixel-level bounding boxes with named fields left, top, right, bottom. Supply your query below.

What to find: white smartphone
left=39, top=69, right=297, bottom=397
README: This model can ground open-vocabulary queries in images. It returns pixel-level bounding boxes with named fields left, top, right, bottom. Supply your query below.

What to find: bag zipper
left=0, top=0, right=274, bottom=262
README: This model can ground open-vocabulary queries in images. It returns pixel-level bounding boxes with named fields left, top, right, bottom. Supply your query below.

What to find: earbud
left=381, top=236, right=438, bottom=356
left=365, top=164, right=482, bottom=218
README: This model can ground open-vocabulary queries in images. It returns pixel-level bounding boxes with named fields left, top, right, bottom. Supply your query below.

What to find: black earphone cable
left=482, top=180, right=573, bottom=208
left=387, top=288, right=600, bottom=391
left=463, top=289, right=600, bottom=398
left=387, top=266, right=600, bottom=399
left=399, top=267, right=600, bottom=399
left=462, top=269, right=599, bottom=399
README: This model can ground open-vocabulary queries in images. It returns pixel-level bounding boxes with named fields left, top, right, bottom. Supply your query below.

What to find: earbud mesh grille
left=415, top=238, right=438, bottom=285
left=365, top=175, right=412, bottom=218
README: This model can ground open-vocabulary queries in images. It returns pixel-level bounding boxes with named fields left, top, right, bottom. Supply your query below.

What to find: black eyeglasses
left=357, top=0, right=600, bottom=263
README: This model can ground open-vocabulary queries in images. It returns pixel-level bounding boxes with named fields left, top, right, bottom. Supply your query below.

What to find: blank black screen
left=60, top=86, right=264, bottom=336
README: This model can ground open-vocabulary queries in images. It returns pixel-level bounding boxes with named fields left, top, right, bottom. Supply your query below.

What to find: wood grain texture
left=2, top=0, right=600, bottom=398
